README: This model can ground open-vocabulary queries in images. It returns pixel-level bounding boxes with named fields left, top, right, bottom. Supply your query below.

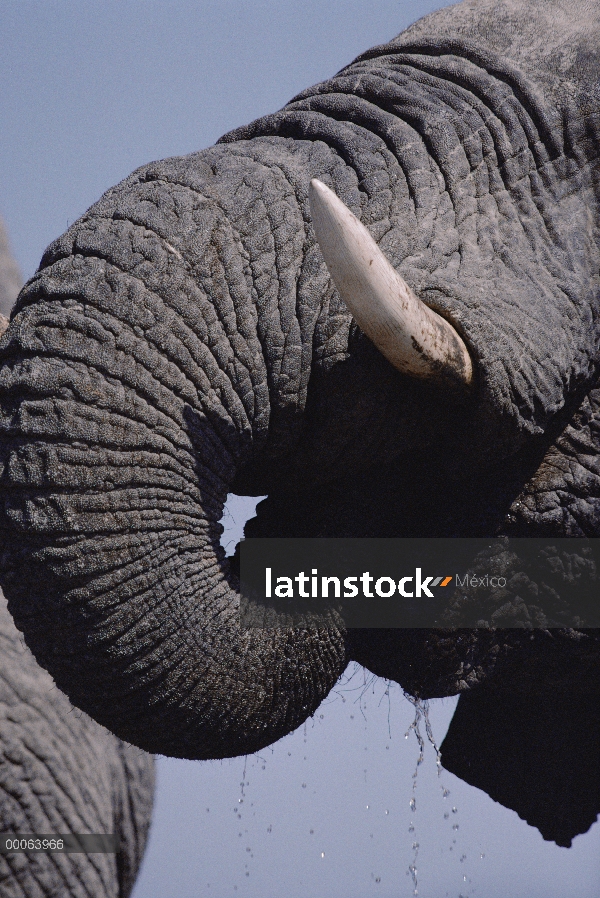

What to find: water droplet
left=375, top=877, right=381, bottom=883
left=309, top=829, right=314, bottom=835
left=206, top=808, right=210, bottom=812
left=302, top=783, right=307, bottom=788
left=442, top=789, right=450, bottom=798
left=452, top=824, right=459, bottom=831
left=319, top=714, right=324, bottom=719
left=321, top=852, right=325, bottom=859
left=412, top=842, right=419, bottom=850
left=267, top=825, right=272, bottom=834
left=452, top=806, right=458, bottom=814
left=238, top=798, right=243, bottom=804
left=444, top=812, right=449, bottom=819
left=408, top=825, right=415, bottom=833
left=460, top=854, right=467, bottom=862
left=366, top=805, right=369, bottom=809
left=385, top=810, right=389, bottom=815
left=409, top=798, right=416, bottom=811
left=480, top=853, right=485, bottom=859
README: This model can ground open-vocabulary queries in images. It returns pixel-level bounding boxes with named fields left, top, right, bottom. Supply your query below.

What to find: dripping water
left=403, top=694, right=459, bottom=896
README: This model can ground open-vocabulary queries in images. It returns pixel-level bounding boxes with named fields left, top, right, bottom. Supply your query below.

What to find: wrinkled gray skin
left=0, top=225, right=155, bottom=897
left=1, top=0, right=600, bottom=848
left=0, top=593, right=155, bottom=898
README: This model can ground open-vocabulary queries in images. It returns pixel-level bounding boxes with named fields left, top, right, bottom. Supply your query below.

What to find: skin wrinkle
left=204, top=147, right=333, bottom=426
left=33, top=237, right=260, bottom=442
left=2, top=443, right=220, bottom=523
left=153, top=171, right=273, bottom=341
left=4, top=358, right=233, bottom=490
left=14, top=352, right=210, bottom=468
left=220, top=166, right=308, bottom=398
left=393, top=57, right=543, bottom=152
left=173, top=143, right=360, bottom=364
left=105, top=211, right=261, bottom=414
left=349, top=40, right=567, bottom=163
left=233, top=55, right=596, bottom=312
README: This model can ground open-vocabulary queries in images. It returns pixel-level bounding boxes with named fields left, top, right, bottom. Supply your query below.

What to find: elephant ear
left=440, top=677, right=600, bottom=847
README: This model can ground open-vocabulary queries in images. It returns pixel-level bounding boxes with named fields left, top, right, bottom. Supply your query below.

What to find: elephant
left=0, top=0, right=599, bottom=852
left=0, top=220, right=155, bottom=898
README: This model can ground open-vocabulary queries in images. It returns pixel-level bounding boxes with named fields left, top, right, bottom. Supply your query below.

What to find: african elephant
left=0, top=0, right=599, bottom=850
left=0, top=221, right=155, bottom=898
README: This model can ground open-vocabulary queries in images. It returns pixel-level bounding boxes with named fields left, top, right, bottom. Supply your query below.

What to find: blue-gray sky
left=2, top=2, right=599, bottom=896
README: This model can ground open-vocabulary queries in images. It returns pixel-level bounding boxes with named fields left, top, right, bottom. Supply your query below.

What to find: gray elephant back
left=0, top=593, right=155, bottom=898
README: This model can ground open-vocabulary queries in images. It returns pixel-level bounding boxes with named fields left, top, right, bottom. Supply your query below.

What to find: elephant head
left=0, top=222, right=155, bottom=898
left=0, top=0, right=599, bottom=809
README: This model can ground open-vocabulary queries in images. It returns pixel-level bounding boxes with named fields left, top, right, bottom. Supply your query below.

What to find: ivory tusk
left=309, top=179, right=473, bottom=390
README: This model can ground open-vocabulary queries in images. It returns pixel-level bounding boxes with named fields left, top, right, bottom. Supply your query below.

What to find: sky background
left=1, top=2, right=599, bottom=896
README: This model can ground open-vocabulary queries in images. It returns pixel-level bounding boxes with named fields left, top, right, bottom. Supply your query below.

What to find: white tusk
left=309, top=179, right=473, bottom=390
